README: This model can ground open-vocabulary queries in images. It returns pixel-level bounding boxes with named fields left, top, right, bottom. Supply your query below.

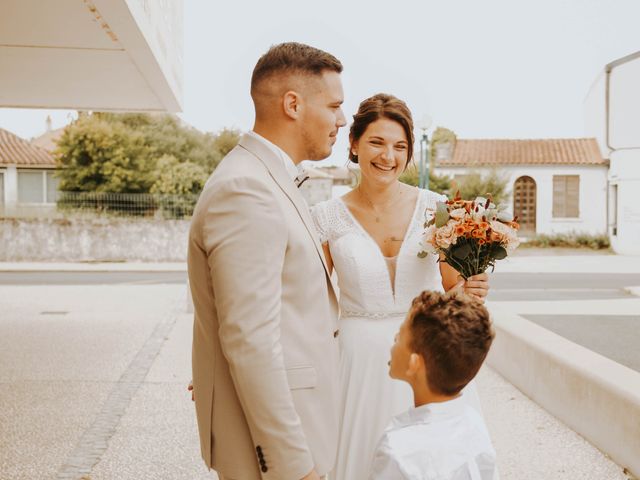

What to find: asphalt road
left=0, top=271, right=638, bottom=301
left=522, top=314, right=640, bottom=372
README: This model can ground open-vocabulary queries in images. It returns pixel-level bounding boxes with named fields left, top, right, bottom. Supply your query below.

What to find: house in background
left=31, top=115, right=65, bottom=153
left=434, top=138, right=608, bottom=237
left=585, top=51, right=640, bottom=255
left=0, top=128, right=58, bottom=217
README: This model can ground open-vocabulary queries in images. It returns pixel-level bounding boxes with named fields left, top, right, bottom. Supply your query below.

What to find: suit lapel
left=238, top=134, right=338, bottom=296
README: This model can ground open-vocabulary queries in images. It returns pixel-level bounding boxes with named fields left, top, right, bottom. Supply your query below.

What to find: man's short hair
left=250, top=42, right=343, bottom=96
left=408, top=291, right=495, bottom=396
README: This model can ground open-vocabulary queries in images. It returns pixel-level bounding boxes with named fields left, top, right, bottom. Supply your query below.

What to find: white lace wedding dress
left=311, top=188, right=487, bottom=480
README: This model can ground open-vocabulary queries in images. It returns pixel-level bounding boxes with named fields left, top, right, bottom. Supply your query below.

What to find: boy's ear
left=407, top=352, right=424, bottom=377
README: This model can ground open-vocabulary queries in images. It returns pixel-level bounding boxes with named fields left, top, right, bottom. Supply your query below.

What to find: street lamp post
left=418, top=114, right=432, bottom=190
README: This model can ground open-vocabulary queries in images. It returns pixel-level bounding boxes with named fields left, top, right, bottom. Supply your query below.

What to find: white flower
left=419, top=225, right=439, bottom=255
left=490, top=220, right=520, bottom=251
left=449, top=208, right=466, bottom=220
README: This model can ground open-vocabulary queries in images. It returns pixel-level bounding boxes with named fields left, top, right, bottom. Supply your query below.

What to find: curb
left=624, top=286, right=640, bottom=297
left=0, top=262, right=187, bottom=272
left=487, top=305, right=640, bottom=478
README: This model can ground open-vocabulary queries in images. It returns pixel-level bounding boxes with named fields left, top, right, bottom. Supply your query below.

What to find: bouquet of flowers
left=418, top=193, right=520, bottom=279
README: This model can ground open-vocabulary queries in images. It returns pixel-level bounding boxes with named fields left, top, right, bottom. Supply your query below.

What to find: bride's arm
left=440, top=257, right=462, bottom=292
left=322, top=242, right=334, bottom=275
left=439, top=256, right=490, bottom=302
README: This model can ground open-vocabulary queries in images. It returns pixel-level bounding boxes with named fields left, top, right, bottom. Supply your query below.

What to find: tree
left=455, top=169, right=510, bottom=206
left=150, top=155, right=209, bottom=195
left=55, top=115, right=154, bottom=193
left=430, top=127, right=457, bottom=166
left=55, top=113, right=240, bottom=193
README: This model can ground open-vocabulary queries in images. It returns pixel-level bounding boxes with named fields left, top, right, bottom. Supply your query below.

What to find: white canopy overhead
left=0, top=0, right=183, bottom=112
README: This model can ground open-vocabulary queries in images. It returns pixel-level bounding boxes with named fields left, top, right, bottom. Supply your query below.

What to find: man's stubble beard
left=300, top=126, right=331, bottom=162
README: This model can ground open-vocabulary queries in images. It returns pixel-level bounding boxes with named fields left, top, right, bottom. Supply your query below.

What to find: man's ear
left=283, top=90, right=301, bottom=120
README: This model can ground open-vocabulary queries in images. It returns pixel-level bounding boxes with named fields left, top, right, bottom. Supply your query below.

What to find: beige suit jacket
left=188, top=133, right=340, bottom=480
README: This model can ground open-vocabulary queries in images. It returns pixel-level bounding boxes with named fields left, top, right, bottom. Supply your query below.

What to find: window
left=0, top=171, right=4, bottom=204
left=17, top=170, right=59, bottom=204
left=46, top=171, right=60, bottom=203
left=552, top=175, right=579, bottom=218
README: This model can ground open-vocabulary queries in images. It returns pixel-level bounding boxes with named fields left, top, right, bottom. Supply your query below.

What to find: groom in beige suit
left=188, top=43, right=346, bottom=480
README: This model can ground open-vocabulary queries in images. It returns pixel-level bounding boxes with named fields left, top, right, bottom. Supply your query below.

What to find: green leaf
left=491, top=245, right=508, bottom=260
left=435, top=202, right=449, bottom=228
left=451, top=243, right=472, bottom=260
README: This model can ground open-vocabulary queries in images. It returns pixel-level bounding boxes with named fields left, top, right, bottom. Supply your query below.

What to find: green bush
left=522, top=232, right=610, bottom=250
left=454, top=169, right=510, bottom=206
left=399, top=163, right=451, bottom=195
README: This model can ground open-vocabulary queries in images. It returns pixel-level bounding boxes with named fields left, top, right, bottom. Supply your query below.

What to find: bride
left=311, top=93, right=492, bottom=480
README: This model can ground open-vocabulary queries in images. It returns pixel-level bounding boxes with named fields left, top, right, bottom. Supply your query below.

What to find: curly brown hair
left=349, top=93, right=415, bottom=165
left=408, top=290, right=495, bottom=396
left=250, top=42, right=342, bottom=96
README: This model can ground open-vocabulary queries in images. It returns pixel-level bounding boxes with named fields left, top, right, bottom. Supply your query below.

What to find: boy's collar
left=392, top=393, right=466, bottom=427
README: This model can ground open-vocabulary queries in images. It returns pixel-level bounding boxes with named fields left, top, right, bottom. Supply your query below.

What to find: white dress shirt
left=247, top=131, right=303, bottom=182
left=369, top=394, right=496, bottom=480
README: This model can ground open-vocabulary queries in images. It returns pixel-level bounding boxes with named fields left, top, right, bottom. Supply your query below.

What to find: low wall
left=0, top=218, right=190, bottom=262
left=487, top=305, right=640, bottom=477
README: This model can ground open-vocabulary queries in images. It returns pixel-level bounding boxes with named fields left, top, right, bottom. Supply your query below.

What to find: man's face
left=299, top=71, right=346, bottom=161
left=389, top=315, right=414, bottom=381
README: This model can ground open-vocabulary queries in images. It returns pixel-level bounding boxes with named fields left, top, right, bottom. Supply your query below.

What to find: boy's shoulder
left=374, top=404, right=496, bottom=479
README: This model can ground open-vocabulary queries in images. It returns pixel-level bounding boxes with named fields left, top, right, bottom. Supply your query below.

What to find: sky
left=1, top=0, right=639, bottom=166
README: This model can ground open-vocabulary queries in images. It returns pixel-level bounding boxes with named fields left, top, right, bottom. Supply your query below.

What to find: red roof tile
left=0, top=128, right=55, bottom=167
left=436, top=138, right=605, bottom=167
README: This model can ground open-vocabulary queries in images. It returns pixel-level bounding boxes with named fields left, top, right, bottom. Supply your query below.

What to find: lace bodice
left=311, top=189, right=446, bottom=318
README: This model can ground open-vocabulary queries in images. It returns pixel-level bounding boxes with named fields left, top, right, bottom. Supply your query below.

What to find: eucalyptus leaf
left=497, top=211, right=513, bottom=223
left=435, top=202, right=450, bottom=228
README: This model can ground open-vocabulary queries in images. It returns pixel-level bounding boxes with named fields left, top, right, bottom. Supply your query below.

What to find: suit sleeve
left=201, top=176, right=314, bottom=479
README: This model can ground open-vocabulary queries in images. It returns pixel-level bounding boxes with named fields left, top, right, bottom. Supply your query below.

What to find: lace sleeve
left=309, top=201, right=329, bottom=244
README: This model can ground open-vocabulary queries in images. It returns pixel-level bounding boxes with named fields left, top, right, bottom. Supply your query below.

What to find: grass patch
left=521, top=232, right=610, bottom=250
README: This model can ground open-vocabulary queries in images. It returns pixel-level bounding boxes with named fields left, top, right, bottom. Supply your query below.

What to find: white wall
left=608, top=150, right=640, bottom=255
left=436, top=165, right=608, bottom=236
left=585, top=53, right=640, bottom=254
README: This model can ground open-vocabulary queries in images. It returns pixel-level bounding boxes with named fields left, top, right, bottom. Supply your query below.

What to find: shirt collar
left=391, top=394, right=467, bottom=428
left=247, top=131, right=300, bottom=181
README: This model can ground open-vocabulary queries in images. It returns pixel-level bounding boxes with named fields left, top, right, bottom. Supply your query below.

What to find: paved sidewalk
left=0, top=284, right=630, bottom=480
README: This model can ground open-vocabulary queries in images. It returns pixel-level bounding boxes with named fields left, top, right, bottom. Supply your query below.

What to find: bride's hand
left=458, top=273, right=489, bottom=302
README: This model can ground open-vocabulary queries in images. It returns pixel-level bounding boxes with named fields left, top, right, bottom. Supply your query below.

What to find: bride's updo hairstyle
left=348, top=93, right=415, bottom=168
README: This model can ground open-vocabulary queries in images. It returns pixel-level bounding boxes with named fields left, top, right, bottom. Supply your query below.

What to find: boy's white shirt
left=369, top=393, right=496, bottom=480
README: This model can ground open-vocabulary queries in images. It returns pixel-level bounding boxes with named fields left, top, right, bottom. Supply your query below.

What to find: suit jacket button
left=256, top=446, right=262, bottom=454
left=333, top=329, right=339, bottom=338
left=259, top=458, right=266, bottom=466
left=261, top=465, right=268, bottom=473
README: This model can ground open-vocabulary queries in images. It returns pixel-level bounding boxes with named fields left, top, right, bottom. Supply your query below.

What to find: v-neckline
left=337, top=189, right=422, bottom=300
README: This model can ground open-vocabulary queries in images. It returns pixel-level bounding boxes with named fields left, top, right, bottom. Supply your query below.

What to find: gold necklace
left=358, top=183, right=402, bottom=224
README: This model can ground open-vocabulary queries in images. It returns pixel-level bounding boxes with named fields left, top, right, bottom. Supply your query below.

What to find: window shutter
left=566, top=175, right=579, bottom=217
left=552, top=176, right=565, bottom=217
left=552, top=175, right=580, bottom=218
